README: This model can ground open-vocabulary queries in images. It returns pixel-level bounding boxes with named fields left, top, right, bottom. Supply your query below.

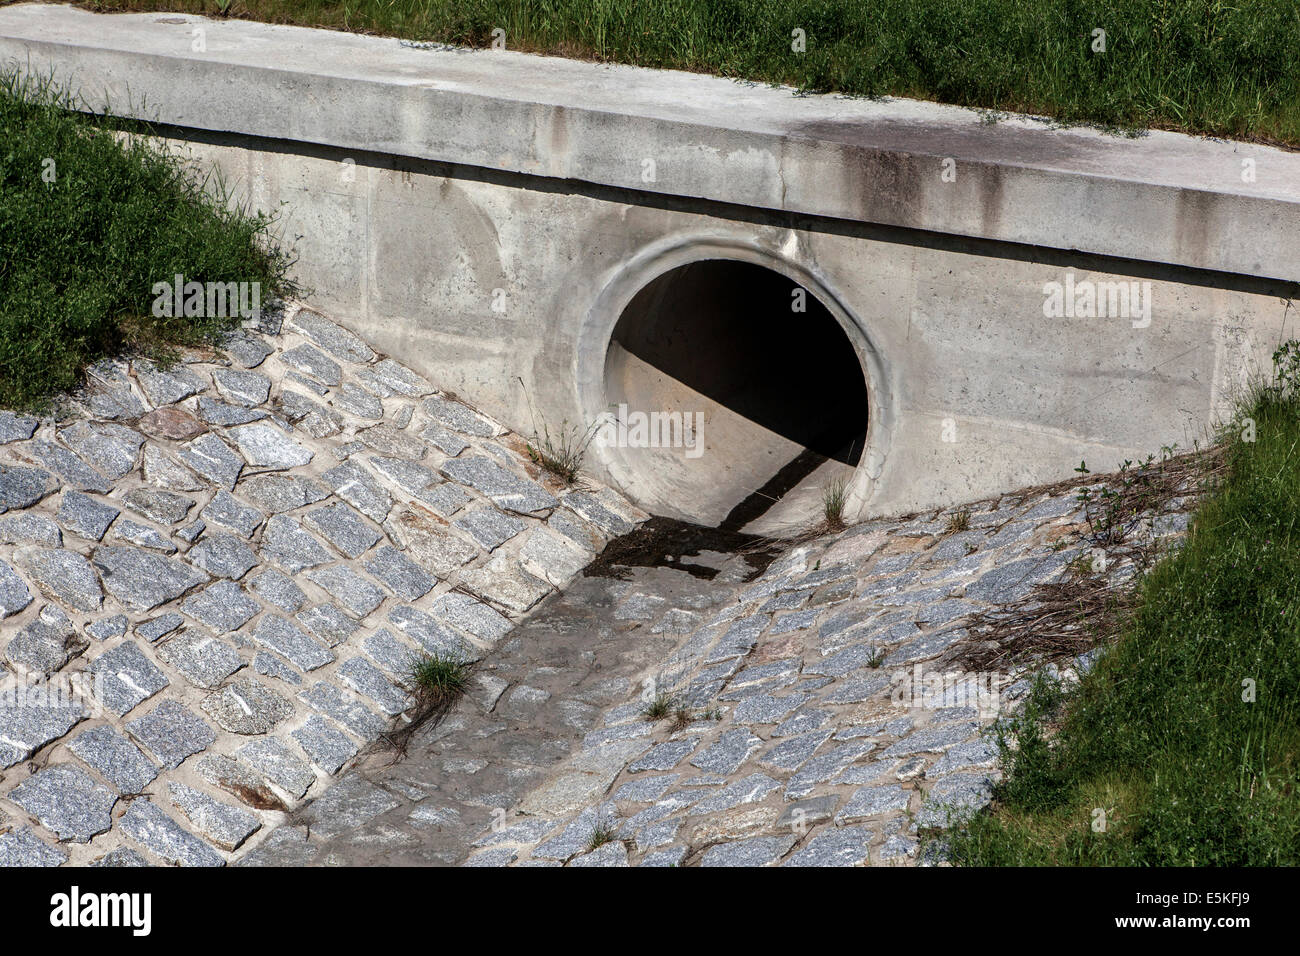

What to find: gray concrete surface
left=0, top=4, right=1295, bottom=527
left=2, top=5, right=1298, bottom=280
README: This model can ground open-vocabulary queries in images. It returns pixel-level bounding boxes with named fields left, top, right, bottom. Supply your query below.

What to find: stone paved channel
left=0, top=303, right=644, bottom=866
left=237, top=560, right=744, bottom=865
left=460, top=488, right=1192, bottom=868
left=0, top=303, right=1196, bottom=868
left=248, top=463, right=1195, bottom=867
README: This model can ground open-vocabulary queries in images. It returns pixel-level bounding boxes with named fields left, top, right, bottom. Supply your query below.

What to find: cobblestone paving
left=0, top=303, right=1196, bottom=868
left=246, top=473, right=1193, bottom=867
left=452, top=491, right=1193, bottom=867
left=0, top=304, right=645, bottom=867
left=235, top=560, right=746, bottom=865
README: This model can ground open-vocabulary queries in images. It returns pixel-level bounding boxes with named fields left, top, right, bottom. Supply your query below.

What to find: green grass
left=641, top=691, right=678, bottom=722
left=822, top=476, right=847, bottom=528
left=524, top=418, right=598, bottom=485
left=67, top=0, right=1300, bottom=146
left=0, top=69, right=293, bottom=410
left=586, top=822, right=619, bottom=853
left=948, top=357, right=1300, bottom=865
left=407, top=652, right=472, bottom=706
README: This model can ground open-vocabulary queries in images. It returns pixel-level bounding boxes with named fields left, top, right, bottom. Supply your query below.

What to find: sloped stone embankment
left=238, top=432, right=1193, bottom=866
left=0, top=303, right=1194, bottom=867
left=0, top=304, right=643, bottom=866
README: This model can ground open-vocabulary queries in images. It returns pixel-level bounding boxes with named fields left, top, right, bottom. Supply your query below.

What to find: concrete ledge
left=2, top=3, right=1298, bottom=284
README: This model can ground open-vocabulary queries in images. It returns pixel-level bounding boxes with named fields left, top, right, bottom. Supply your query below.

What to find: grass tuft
left=72, top=1, right=1300, bottom=147
left=517, top=376, right=599, bottom=484
left=525, top=418, right=599, bottom=484
left=823, top=477, right=847, bottom=529
left=641, top=691, right=678, bottom=722
left=668, top=706, right=695, bottom=734
left=0, top=69, right=294, bottom=410
left=586, top=821, right=619, bottom=853
left=407, top=653, right=472, bottom=709
left=947, top=344, right=1300, bottom=865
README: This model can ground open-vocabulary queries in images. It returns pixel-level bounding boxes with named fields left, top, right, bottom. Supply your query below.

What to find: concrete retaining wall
left=2, top=5, right=1297, bottom=524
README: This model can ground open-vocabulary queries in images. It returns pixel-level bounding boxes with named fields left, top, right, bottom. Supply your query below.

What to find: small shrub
left=1273, top=339, right=1300, bottom=396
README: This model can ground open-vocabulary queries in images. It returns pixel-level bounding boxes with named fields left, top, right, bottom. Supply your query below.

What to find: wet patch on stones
left=583, top=516, right=784, bottom=582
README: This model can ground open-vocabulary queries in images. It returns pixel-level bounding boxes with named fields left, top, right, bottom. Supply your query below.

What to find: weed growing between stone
left=668, top=704, right=723, bottom=733
left=946, top=345, right=1300, bottom=865
left=524, top=419, right=597, bottom=485
left=383, top=653, right=473, bottom=756
left=667, top=705, right=694, bottom=733
left=641, top=691, right=677, bottom=722
left=822, top=477, right=846, bottom=529
left=638, top=691, right=724, bottom=732
left=1072, top=444, right=1224, bottom=547
left=585, top=821, right=618, bottom=853
left=409, top=653, right=471, bottom=701
left=516, top=376, right=599, bottom=484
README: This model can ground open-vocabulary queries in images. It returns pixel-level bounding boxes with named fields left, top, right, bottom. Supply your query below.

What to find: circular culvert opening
left=600, top=258, right=870, bottom=535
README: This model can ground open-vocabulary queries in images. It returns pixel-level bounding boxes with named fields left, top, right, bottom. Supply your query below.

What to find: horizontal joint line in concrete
left=83, top=114, right=1300, bottom=300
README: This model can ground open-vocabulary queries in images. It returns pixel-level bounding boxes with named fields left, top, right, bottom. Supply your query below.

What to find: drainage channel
left=583, top=419, right=862, bottom=582
left=259, top=462, right=825, bottom=864
left=246, top=535, right=758, bottom=866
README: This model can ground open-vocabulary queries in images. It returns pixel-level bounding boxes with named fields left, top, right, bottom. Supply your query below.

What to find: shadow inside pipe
left=611, top=259, right=869, bottom=464
left=589, top=259, right=873, bottom=577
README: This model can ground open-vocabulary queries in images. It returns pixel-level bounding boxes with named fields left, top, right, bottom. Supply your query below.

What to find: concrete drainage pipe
left=599, top=258, right=870, bottom=535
